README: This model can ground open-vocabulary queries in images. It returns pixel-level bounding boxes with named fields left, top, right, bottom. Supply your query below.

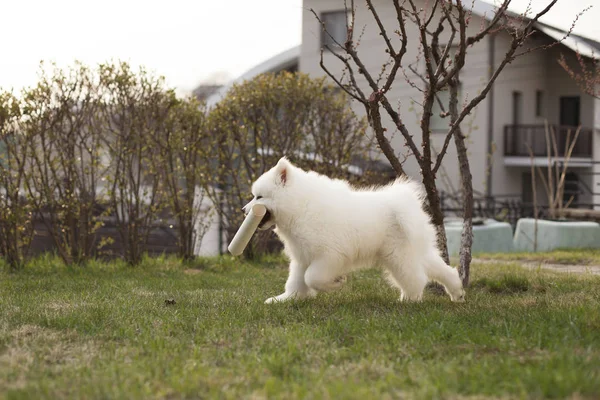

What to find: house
left=192, top=84, right=223, bottom=102
left=205, top=46, right=300, bottom=108
left=209, top=0, right=600, bottom=214
left=300, top=0, right=600, bottom=211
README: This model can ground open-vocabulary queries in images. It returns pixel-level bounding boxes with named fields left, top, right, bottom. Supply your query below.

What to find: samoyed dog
left=243, top=157, right=465, bottom=304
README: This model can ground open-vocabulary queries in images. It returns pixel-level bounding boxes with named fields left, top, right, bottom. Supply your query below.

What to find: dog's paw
left=451, top=290, right=466, bottom=303
left=400, top=292, right=423, bottom=302
left=334, top=275, right=347, bottom=284
left=265, top=290, right=317, bottom=304
left=264, top=293, right=293, bottom=304
left=326, top=275, right=347, bottom=291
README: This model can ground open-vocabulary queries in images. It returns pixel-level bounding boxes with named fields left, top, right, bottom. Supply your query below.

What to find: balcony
left=504, top=125, right=593, bottom=159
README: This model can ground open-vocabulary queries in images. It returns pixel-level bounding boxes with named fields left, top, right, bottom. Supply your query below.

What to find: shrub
left=0, top=91, right=34, bottom=269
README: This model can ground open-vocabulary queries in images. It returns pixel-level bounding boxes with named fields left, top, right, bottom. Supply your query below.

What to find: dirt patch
left=132, top=288, right=157, bottom=297
left=0, top=324, right=99, bottom=391
left=184, top=269, right=203, bottom=275
left=471, top=274, right=531, bottom=293
left=45, top=301, right=90, bottom=312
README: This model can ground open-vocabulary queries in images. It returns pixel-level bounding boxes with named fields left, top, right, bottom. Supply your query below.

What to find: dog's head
left=243, top=157, right=293, bottom=230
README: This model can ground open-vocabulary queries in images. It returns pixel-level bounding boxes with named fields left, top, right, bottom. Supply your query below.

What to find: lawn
left=474, top=248, right=600, bottom=266
left=1, top=253, right=599, bottom=399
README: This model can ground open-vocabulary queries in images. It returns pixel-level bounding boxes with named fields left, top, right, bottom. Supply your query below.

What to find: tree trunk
left=450, top=80, right=473, bottom=287
left=453, top=131, right=473, bottom=287
left=421, top=169, right=450, bottom=264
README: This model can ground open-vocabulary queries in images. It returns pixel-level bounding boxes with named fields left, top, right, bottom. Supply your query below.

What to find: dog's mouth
left=257, top=209, right=273, bottom=230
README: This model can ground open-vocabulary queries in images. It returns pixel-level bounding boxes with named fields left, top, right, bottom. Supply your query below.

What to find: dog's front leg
left=265, top=260, right=315, bottom=304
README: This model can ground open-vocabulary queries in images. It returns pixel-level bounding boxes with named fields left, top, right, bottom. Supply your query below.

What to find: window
left=321, top=11, right=348, bottom=49
left=430, top=85, right=462, bottom=131
left=522, top=172, right=533, bottom=204
left=535, top=90, right=544, bottom=117
left=512, top=91, right=523, bottom=126
left=559, top=96, right=580, bottom=126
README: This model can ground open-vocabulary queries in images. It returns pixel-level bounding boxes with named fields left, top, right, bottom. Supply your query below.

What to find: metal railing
left=504, top=124, right=593, bottom=158
left=441, top=177, right=600, bottom=230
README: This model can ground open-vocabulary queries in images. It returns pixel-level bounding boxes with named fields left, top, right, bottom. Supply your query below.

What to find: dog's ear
left=275, top=157, right=290, bottom=186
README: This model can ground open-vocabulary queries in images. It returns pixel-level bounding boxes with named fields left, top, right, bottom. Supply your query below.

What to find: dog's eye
left=256, top=196, right=263, bottom=200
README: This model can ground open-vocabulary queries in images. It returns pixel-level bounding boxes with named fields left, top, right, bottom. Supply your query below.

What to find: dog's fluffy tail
left=387, top=178, right=439, bottom=253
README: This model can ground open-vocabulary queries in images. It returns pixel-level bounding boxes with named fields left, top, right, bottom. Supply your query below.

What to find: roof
left=535, top=23, right=599, bottom=60
left=192, top=84, right=222, bottom=101
left=205, top=46, right=300, bottom=107
left=467, top=0, right=599, bottom=60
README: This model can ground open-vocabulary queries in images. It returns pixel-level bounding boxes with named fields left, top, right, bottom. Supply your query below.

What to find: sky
left=1, top=0, right=598, bottom=96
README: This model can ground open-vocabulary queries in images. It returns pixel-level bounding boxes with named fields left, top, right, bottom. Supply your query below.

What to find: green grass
left=476, top=248, right=600, bottom=265
left=1, top=254, right=599, bottom=399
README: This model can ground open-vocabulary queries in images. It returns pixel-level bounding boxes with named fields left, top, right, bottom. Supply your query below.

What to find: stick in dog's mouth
left=258, top=209, right=272, bottom=229
left=228, top=204, right=267, bottom=256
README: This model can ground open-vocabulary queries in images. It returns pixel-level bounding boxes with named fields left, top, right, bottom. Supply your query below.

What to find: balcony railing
left=504, top=124, right=593, bottom=158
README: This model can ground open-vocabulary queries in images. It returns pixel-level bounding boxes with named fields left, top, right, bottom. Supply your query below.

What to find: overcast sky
left=1, top=0, right=598, bottom=95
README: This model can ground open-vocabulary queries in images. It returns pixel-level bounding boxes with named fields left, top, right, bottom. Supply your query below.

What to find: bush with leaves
left=205, top=72, right=382, bottom=257
left=0, top=91, right=34, bottom=270
left=153, top=97, right=213, bottom=260
left=19, top=62, right=109, bottom=265
left=97, top=62, right=177, bottom=265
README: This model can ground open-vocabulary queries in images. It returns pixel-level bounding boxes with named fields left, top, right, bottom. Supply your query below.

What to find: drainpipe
left=486, top=33, right=496, bottom=198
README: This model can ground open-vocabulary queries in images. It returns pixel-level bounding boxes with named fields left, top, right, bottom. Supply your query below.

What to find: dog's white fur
left=244, top=157, right=465, bottom=304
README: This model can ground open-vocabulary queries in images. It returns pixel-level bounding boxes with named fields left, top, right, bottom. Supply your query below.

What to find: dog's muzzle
left=243, top=201, right=273, bottom=230
left=258, top=209, right=272, bottom=229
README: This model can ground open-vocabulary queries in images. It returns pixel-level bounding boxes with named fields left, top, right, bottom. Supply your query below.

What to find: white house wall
left=489, top=34, right=549, bottom=197
left=545, top=46, right=595, bottom=128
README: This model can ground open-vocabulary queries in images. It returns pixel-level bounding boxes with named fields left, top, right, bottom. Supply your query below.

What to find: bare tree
left=313, top=0, right=566, bottom=286
left=559, top=38, right=599, bottom=99
left=531, top=124, right=581, bottom=218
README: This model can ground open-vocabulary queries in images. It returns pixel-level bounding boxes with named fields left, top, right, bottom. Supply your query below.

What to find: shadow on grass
left=470, top=274, right=532, bottom=294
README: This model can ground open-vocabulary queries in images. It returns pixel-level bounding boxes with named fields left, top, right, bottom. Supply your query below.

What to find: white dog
left=244, top=157, right=465, bottom=304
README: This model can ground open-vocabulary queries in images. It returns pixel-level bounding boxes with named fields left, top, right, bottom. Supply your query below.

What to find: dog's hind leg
left=383, top=251, right=428, bottom=302
left=304, top=256, right=347, bottom=293
left=424, top=254, right=465, bottom=302
left=265, top=260, right=316, bottom=304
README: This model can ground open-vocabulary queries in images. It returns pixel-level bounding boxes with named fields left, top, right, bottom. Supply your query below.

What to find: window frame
left=320, top=10, right=349, bottom=51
